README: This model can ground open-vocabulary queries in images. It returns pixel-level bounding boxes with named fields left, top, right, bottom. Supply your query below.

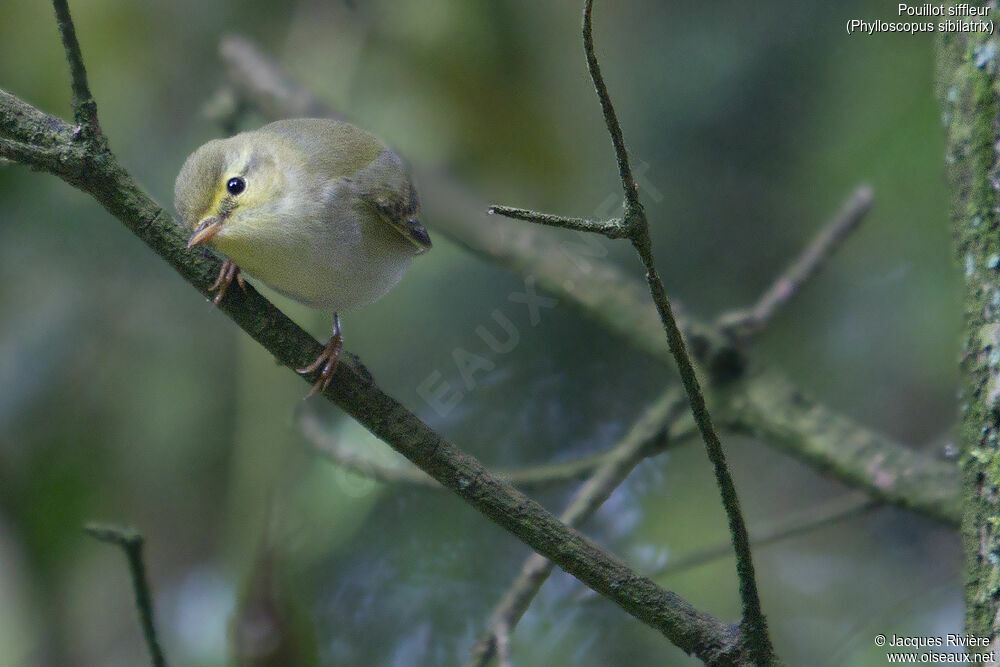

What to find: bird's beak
left=187, top=216, right=224, bottom=248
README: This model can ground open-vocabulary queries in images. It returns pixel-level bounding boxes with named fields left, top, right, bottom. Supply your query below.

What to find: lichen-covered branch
left=52, top=0, right=100, bottom=132
left=937, top=17, right=1000, bottom=637
left=722, top=370, right=960, bottom=525
left=0, top=4, right=749, bottom=662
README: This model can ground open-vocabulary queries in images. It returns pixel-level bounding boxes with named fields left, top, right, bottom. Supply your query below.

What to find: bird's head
left=174, top=135, right=287, bottom=252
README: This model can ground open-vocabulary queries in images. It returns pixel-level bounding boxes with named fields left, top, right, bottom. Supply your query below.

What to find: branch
left=717, top=184, right=875, bottom=342
left=218, top=35, right=343, bottom=121
left=84, top=523, right=166, bottom=667
left=0, top=6, right=748, bottom=663
left=650, top=494, right=879, bottom=580
left=487, top=205, right=628, bottom=238
left=212, top=32, right=960, bottom=529
left=487, top=2, right=776, bottom=660
left=52, top=0, right=100, bottom=132
left=0, top=136, right=63, bottom=171
left=469, top=389, right=689, bottom=666
left=583, top=0, right=639, bottom=209
left=574, top=492, right=879, bottom=608
left=722, top=371, right=960, bottom=525
left=938, top=26, right=1000, bottom=636
left=300, top=409, right=668, bottom=489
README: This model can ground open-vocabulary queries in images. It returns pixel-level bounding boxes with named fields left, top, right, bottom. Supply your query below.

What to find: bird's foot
left=298, top=333, right=343, bottom=397
left=209, top=259, right=246, bottom=305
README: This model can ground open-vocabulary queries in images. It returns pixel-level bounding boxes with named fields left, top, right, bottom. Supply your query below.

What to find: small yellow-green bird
left=175, top=118, right=431, bottom=395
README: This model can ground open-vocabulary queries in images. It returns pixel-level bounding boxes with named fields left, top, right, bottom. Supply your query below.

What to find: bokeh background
left=0, top=0, right=961, bottom=665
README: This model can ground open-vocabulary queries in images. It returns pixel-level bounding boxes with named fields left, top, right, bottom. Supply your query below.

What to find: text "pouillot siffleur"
left=899, top=3, right=990, bottom=16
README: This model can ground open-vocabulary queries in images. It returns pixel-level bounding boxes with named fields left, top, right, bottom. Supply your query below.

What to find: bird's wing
left=347, top=148, right=431, bottom=254
left=260, top=119, right=431, bottom=253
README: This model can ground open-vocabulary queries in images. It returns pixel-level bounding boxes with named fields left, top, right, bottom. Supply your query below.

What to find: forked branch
left=488, top=1, right=777, bottom=662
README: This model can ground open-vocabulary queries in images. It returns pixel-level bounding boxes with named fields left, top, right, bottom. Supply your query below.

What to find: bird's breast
left=213, top=192, right=415, bottom=312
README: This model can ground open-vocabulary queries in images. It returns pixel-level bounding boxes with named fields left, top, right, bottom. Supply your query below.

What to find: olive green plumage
left=174, top=118, right=430, bottom=312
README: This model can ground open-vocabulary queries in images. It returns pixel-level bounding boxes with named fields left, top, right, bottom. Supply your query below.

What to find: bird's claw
left=298, top=333, right=343, bottom=397
left=209, top=259, right=246, bottom=305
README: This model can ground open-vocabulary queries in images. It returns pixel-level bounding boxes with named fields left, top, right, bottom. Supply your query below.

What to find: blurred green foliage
left=0, top=0, right=960, bottom=665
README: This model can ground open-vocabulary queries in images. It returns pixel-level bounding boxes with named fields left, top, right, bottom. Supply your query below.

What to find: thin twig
left=84, top=523, right=166, bottom=667
left=583, top=0, right=638, bottom=209
left=575, top=493, right=881, bottom=605
left=51, top=0, right=100, bottom=132
left=494, top=620, right=513, bottom=667
left=219, top=35, right=343, bottom=121
left=301, top=410, right=667, bottom=489
left=590, top=1, right=778, bottom=660
left=717, top=184, right=875, bottom=342
left=469, top=390, right=689, bottom=666
left=487, top=205, right=628, bottom=238
left=650, top=494, right=880, bottom=580
left=634, top=236, right=774, bottom=662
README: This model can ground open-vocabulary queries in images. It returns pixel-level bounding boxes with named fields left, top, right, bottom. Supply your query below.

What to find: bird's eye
left=226, top=177, right=246, bottom=196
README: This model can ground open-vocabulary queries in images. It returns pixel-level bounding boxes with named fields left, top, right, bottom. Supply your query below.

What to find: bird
left=174, top=118, right=431, bottom=395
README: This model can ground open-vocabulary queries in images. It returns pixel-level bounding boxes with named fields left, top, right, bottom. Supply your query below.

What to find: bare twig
left=84, top=523, right=166, bottom=667
left=470, top=390, right=689, bottom=666
left=583, top=0, right=639, bottom=209
left=301, top=410, right=673, bottom=489
left=487, top=205, right=628, bottom=238
left=52, top=0, right=100, bottom=132
left=219, top=35, right=343, bottom=121
left=717, top=184, right=875, bottom=342
left=649, top=493, right=879, bottom=580
left=574, top=493, right=880, bottom=606
left=489, top=2, right=777, bottom=661
left=494, top=620, right=513, bottom=667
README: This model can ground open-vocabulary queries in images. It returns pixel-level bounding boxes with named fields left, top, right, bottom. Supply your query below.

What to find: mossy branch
left=722, top=371, right=960, bottom=525
left=52, top=0, right=100, bottom=133
left=937, top=21, right=1000, bottom=637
